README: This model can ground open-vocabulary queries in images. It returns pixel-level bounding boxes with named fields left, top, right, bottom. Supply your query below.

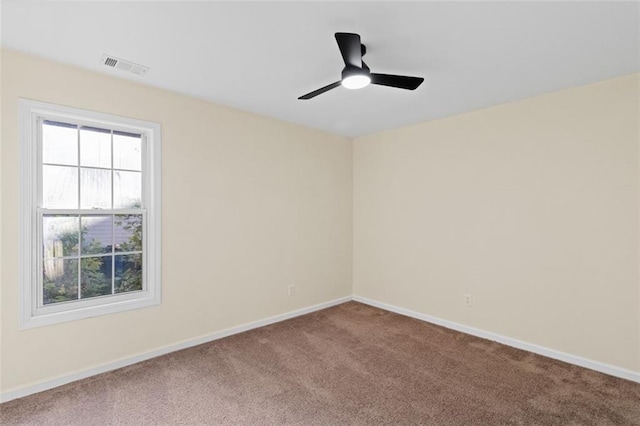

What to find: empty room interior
left=1, top=1, right=639, bottom=425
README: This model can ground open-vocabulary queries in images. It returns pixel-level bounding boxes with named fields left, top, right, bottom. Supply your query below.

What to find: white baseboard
left=0, top=296, right=352, bottom=403
left=353, top=295, right=640, bottom=384
left=4, top=294, right=638, bottom=403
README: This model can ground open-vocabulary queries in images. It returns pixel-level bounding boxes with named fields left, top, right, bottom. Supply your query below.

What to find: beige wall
left=0, top=47, right=4, bottom=393
left=0, top=49, right=353, bottom=393
left=354, top=74, right=640, bottom=372
left=1, top=47, right=638, bottom=395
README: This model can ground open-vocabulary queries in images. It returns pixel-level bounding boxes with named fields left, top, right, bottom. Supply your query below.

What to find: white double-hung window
left=19, top=100, right=161, bottom=328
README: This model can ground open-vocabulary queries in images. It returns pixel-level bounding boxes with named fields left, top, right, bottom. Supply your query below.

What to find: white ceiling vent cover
left=101, top=54, right=149, bottom=76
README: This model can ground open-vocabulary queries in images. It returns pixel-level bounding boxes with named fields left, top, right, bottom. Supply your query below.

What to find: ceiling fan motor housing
left=342, top=66, right=370, bottom=80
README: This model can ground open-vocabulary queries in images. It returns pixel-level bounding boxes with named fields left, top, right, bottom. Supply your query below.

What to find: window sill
left=20, top=291, right=160, bottom=329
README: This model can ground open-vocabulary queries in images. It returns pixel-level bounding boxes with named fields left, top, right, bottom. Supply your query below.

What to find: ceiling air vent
left=101, top=54, right=149, bottom=76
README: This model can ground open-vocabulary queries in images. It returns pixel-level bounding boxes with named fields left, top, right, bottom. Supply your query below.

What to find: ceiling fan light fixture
left=341, top=74, right=371, bottom=90
left=297, top=32, right=424, bottom=100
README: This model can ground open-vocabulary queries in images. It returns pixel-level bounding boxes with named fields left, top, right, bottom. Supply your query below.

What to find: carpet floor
left=1, top=301, right=639, bottom=425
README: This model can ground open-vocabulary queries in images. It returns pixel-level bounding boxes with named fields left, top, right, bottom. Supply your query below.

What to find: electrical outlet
left=463, top=293, right=473, bottom=307
left=288, top=285, right=295, bottom=296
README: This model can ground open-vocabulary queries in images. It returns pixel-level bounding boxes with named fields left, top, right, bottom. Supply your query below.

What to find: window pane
left=81, top=256, right=112, bottom=299
left=43, top=215, right=79, bottom=258
left=113, top=131, right=142, bottom=171
left=80, top=126, right=111, bottom=169
left=80, top=168, right=112, bottom=209
left=43, top=258, right=78, bottom=305
left=81, top=215, right=113, bottom=254
left=115, top=253, right=142, bottom=293
left=42, top=120, right=77, bottom=166
left=114, top=171, right=141, bottom=208
left=43, top=165, right=79, bottom=208
left=115, top=214, right=142, bottom=252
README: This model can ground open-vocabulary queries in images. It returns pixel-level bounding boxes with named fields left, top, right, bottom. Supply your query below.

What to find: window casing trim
left=19, top=99, right=162, bottom=329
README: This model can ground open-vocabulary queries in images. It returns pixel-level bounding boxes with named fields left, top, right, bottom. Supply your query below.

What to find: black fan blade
left=298, top=81, right=341, bottom=100
left=335, top=32, right=362, bottom=68
left=371, top=73, right=424, bottom=90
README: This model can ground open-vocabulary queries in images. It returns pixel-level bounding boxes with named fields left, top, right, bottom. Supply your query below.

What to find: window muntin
left=20, top=99, right=161, bottom=328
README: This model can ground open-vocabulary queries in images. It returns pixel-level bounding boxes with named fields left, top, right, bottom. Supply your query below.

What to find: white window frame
left=19, top=99, right=162, bottom=329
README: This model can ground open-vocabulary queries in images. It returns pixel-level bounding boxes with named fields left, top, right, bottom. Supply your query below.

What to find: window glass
left=42, top=121, right=78, bottom=166
left=80, top=168, right=112, bottom=209
left=113, top=131, right=142, bottom=171
left=42, top=122, right=145, bottom=306
left=80, top=126, right=111, bottom=169
left=43, top=215, right=79, bottom=258
left=115, top=254, right=143, bottom=293
left=81, top=215, right=113, bottom=255
left=115, top=214, right=143, bottom=252
left=81, top=256, right=113, bottom=299
left=43, top=258, right=79, bottom=305
left=114, top=170, right=141, bottom=208
left=43, top=165, right=79, bottom=209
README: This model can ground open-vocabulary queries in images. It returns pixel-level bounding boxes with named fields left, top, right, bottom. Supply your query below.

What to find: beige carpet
left=1, top=302, right=639, bottom=425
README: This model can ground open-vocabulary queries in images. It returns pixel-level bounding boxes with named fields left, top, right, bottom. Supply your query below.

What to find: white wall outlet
left=288, top=285, right=295, bottom=296
left=463, top=293, right=473, bottom=307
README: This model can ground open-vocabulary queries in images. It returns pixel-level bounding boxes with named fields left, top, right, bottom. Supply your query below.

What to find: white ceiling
left=2, top=1, right=639, bottom=137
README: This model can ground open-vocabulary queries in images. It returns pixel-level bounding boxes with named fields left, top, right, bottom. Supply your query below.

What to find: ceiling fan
left=298, top=32, right=424, bottom=100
